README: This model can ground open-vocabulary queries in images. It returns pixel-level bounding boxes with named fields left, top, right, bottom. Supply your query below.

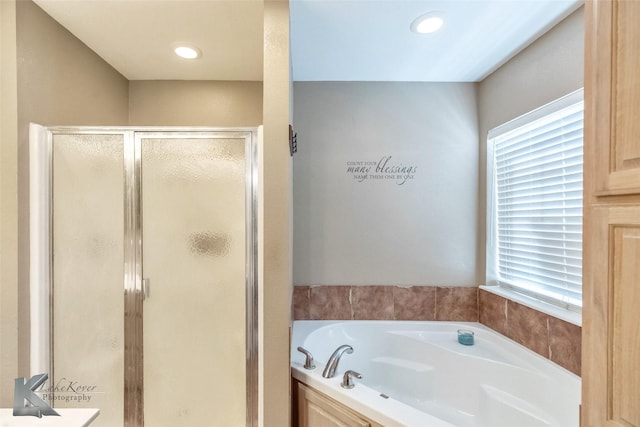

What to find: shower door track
left=29, top=125, right=260, bottom=427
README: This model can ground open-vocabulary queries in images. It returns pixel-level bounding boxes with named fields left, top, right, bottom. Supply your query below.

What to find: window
left=486, top=89, right=583, bottom=312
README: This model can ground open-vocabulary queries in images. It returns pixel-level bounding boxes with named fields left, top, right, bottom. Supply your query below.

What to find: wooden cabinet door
left=586, top=0, right=640, bottom=196
left=582, top=206, right=640, bottom=426
left=583, top=1, right=640, bottom=426
left=297, top=383, right=371, bottom=427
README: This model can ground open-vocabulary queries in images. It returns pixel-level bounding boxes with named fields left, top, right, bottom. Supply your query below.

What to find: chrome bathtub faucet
left=341, top=370, right=363, bottom=389
left=322, top=344, right=353, bottom=378
left=297, top=346, right=316, bottom=370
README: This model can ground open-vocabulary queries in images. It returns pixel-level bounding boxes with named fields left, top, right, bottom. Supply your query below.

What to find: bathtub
left=291, top=321, right=580, bottom=427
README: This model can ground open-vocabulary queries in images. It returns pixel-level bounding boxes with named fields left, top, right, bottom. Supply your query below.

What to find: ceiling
left=33, top=0, right=265, bottom=81
left=33, top=0, right=582, bottom=83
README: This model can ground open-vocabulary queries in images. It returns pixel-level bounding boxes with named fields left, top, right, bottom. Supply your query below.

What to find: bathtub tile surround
left=548, top=317, right=582, bottom=376
left=478, top=289, right=581, bottom=376
left=507, top=300, right=550, bottom=357
left=435, top=286, right=478, bottom=321
left=393, top=286, right=436, bottom=320
left=478, top=288, right=508, bottom=336
left=292, top=285, right=311, bottom=320
left=294, top=285, right=478, bottom=321
left=308, top=285, right=351, bottom=320
left=351, top=286, right=394, bottom=320
left=293, top=285, right=581, bottom=376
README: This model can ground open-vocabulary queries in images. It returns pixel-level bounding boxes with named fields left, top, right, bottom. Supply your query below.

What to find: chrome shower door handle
left=143, top=278, right=150, bottom=300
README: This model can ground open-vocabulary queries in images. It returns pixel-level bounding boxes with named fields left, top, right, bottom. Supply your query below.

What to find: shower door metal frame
left=29, top=125, right=259, bottom=427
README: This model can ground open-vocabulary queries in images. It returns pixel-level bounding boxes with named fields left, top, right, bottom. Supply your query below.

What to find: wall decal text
left=346, top=156, right=417, bottom=185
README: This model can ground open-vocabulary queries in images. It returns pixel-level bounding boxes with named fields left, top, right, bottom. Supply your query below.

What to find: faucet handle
left=341, top=370, right=363, bottom=389
left=297, top=346, right=316, bottom=370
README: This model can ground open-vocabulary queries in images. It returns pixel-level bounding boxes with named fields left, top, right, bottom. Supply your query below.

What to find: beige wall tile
left=506, top=301, right=549, bottom=358
left=436, top=287, right=479, bottom=321
left=479, top=289, right=508, bottom=336
left=293, top=286, right=310, bottom=320
left=549, top=317, right=581, bottom=376
left=351, top=286, right=394, bottom=320
left=393, top=286, right=436, bottom=320
left=309, top=286, right=351, bottom=320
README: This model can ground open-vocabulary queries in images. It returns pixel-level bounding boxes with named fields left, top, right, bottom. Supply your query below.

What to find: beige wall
left=0, top=0, right=19, bottom=406
left=261, top=1, right=291, bottom=426
left=16, top=0, right=130, bottom=128
left=477, top=6, right=584, bottom=280
left=293, top=82, right=479, bottom=286
left=14, top=0, right=130, bottom=380
left=3, top=0, right=290, bottom=421
left=1, top=0, right=126, bottom=401
left=129, top=80, right=263, bottom=126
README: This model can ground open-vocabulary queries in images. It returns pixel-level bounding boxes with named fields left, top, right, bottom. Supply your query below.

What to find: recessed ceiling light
left=411, top=13, right=444, bottom=34
left=174, top=45, right=201, bottom=59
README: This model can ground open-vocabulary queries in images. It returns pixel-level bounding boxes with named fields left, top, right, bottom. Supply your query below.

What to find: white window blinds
left=487, top=90, right=583, bottom=311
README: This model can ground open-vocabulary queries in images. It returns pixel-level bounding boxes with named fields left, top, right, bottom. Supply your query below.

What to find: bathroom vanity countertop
left=0, top=409, right=99, bottom=427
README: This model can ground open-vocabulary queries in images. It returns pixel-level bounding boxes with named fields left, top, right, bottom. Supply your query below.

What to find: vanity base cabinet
left=293, top=380, right=383, bottom=427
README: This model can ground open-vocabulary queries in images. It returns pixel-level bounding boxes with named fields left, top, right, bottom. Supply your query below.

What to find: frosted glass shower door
left=51, top=133, right=125, bottom=427
left=140, top=134, right=248, bottom=426
left=31, top=126, right=257, bottom=427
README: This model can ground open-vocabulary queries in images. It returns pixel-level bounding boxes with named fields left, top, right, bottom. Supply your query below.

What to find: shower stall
left=29, top=124, right=259, bottom=427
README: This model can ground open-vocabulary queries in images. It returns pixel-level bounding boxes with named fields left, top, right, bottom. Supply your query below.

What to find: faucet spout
left=322, top=344, right=354, bottom=378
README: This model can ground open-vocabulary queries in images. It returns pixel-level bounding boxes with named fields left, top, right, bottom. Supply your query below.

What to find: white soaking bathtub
left=291, top=321, right=580, bottom=427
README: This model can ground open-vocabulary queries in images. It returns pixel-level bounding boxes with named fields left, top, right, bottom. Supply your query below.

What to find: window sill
left=479, top=285, right=582, bottom=327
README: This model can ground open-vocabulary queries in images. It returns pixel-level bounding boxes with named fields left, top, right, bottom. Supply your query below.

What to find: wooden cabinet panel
left=295, top=382, right=384, bottom=427
left=584, top=2, right=640, bottom=425
left=613, top=1, right=640, bottom=178
left=588, top=0, right=640, bottom=195
left=611, top=225, right=640, bottom=426
left=583, top=206, right=640, bottom=426
left=297, top=383, right=369, bottom=427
